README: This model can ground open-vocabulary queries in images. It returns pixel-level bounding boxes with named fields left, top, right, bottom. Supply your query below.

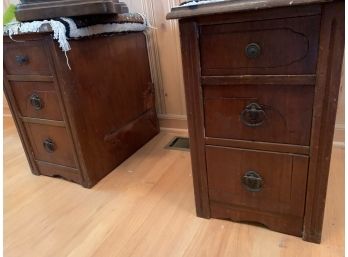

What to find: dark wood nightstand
left=168, top=0, right=344, bottom=243
left=4, top=31, right=159, bottom=188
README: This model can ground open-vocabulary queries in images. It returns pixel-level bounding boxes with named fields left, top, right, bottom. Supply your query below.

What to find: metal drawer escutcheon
left=240, top=102, right=266, bottom=127
left=43, top=138, right=56, bottom=153
left=15, top=55, right=29, bottom=65
left=245, top=43, right=261, bottom=59
left=30, top=94, right=43, bottom=110
left=242, top=171, right=264, bottom=192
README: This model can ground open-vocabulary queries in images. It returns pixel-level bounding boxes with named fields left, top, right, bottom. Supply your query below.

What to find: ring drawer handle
left=240, top=102, right=266, bottom=127
left=30, top=94, right=43, bottom=110
left=242, top=171, right=263, bottom=192
left=245, top=43, right=261, bottom=59
left=15, top=55, right=29, bottom=65
left=43, top=138, right=56, bottom=153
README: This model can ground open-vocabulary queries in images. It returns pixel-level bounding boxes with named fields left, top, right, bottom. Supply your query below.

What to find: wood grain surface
left=176, top=0, right=344, bottom=242
left=204, top=84, right=315, bottom=145
left=200, top=15, right=320, bottom=75
left=206, top=146, right=309, bottom=236
left=303, top=0, right=345, bottom=242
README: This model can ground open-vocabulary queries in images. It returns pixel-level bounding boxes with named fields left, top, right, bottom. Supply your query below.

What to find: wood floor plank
left=3, top=116, right=344, bottom=257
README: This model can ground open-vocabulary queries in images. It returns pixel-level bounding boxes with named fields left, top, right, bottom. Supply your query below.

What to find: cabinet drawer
left=4, top=40, right=53, bottom=76
left=204, top=84, right=314, bottom=145
left=10, top=81, right=63, bottom=121
left=200, top=15, right=320, bottom=75
left=24, top=123, right=77, bottom=168
left=206, top=146, right=309, bottom=218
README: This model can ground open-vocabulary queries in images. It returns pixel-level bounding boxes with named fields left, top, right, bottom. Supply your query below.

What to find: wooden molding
left=333, top=123, right=345, bottom=147
left=158, top=114, right=188, bottom=130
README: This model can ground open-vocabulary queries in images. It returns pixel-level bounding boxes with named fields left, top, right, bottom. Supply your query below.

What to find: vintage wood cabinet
left=4, top=31, right=159, bottom=188
left=168, top=0, right=344, bottom=243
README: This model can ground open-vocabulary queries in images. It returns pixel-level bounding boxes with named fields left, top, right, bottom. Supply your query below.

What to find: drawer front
left=4, top=40, right=52, bottom=76
left=10, top=81, right=63, bottom=120
left=206, top=146, right=309, bottom=218
left=24, top=123, right=77, bottom=168
left=204, top=84, right=314, bottom=145
left=200, top=16, right=320, bottom=75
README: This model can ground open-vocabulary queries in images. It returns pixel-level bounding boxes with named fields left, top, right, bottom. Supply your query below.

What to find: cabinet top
left=167, top=0, right=333, bottom=19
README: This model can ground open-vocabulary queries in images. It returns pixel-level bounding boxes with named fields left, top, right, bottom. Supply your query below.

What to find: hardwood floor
left=4, top=116, right=344, bottom=257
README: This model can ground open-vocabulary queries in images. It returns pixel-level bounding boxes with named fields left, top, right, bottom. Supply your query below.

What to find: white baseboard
left=333, top=123, right=344, bottom=147
left=333, top=141, right=345, bottom=148
left=158, top=114, right=188, bottom=130
left=160, top=127, right=188, bottom=135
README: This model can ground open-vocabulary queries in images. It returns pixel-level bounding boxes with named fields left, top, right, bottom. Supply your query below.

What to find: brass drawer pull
left=245, top=43, right=261, bottom=59
left=43, top=138, right=56, bottom=153
left=15, top=55, right=29, bottom=65
left=240, top=102, right=266, bottom=127
left=30, top=94, right=43, bottom=110
left=242, top=171, right=263, bottom=192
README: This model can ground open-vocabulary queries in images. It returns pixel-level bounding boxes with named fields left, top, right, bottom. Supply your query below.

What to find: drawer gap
left=6, top=75, right=54, bottom=82
left=205, top=138, right=310, bottom=155
left=202, top=75, right=316, bottom=86
left=21, top=117, right=66, bottom=127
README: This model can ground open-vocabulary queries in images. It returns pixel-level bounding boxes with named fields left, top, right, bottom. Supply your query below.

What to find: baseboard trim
left=158, top=114, right=188, bottom=130
left=333, top=141, right=345, bottom=148
left=160, top=127, right=189, bottom=135
left=333, top=123, right=344, bottom=147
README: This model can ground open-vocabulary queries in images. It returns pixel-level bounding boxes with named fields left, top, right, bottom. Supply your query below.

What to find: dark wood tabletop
left=167, top=0, right=334, bottom=19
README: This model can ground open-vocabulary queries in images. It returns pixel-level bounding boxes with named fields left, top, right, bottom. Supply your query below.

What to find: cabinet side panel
left=179, top=20, right=210, bottom=218
left=303, top=0, right=345, bottom=243
left=51, top=33, right=159, bottom=187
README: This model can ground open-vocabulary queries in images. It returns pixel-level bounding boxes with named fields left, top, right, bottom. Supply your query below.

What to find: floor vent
left=165, top=137, right=190, bottom=151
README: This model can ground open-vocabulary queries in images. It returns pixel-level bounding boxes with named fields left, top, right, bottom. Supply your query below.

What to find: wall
left=3, top=0, right=12, bottom=8
left=122, top=0, right=187, bottom=128
left=3, top=0, right=345, bottom=143
left=334, top=61, right=345, bottom=144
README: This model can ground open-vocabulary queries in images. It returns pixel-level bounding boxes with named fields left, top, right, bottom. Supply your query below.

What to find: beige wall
left=3, top=0, right=11, bottom=8
left=4, top=0, right=17, bottom=8
left=123, top=0, right=187, bottom=119
left=3, top=0, right=345, bottom=143
left=334, top=60, right=345, bottom=144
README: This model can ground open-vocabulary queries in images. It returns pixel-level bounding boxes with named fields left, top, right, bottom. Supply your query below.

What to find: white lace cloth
left=4, top=16, right=148, bottom=53
left=180, top=0, right=225, bottom=7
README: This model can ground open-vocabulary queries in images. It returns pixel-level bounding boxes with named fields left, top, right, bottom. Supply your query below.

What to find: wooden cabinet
left=168, top=0, right=344, bottom=243
left=4, top=32, right=159, bottom=188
